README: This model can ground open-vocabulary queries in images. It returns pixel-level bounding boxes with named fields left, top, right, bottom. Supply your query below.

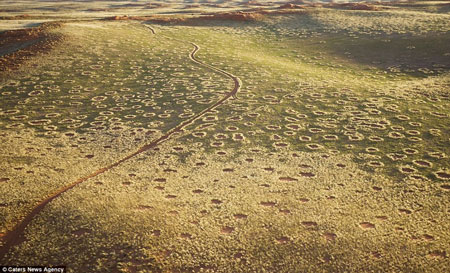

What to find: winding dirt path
left=0, top=24, right=241, bottom=260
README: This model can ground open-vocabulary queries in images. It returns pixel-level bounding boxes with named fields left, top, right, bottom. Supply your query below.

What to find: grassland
left=0, top=1, right=449, bottom=272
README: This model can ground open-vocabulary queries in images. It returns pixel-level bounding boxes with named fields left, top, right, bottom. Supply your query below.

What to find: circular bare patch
left=434, top=170, right=450, bottom=180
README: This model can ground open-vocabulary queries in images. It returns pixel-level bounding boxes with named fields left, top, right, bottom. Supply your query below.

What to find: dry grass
left=0, top=3, right=449, bottom=272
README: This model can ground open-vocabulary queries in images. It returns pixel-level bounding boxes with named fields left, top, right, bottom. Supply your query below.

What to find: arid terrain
left=0, top=1, right=449, bottom=272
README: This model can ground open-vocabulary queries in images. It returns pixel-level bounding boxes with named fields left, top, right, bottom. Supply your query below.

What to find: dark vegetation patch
left=0, top=22, right=64, bottom=73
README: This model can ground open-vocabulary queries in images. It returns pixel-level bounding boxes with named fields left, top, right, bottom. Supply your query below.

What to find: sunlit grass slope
left=0, top=7, right=449, bottom=273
